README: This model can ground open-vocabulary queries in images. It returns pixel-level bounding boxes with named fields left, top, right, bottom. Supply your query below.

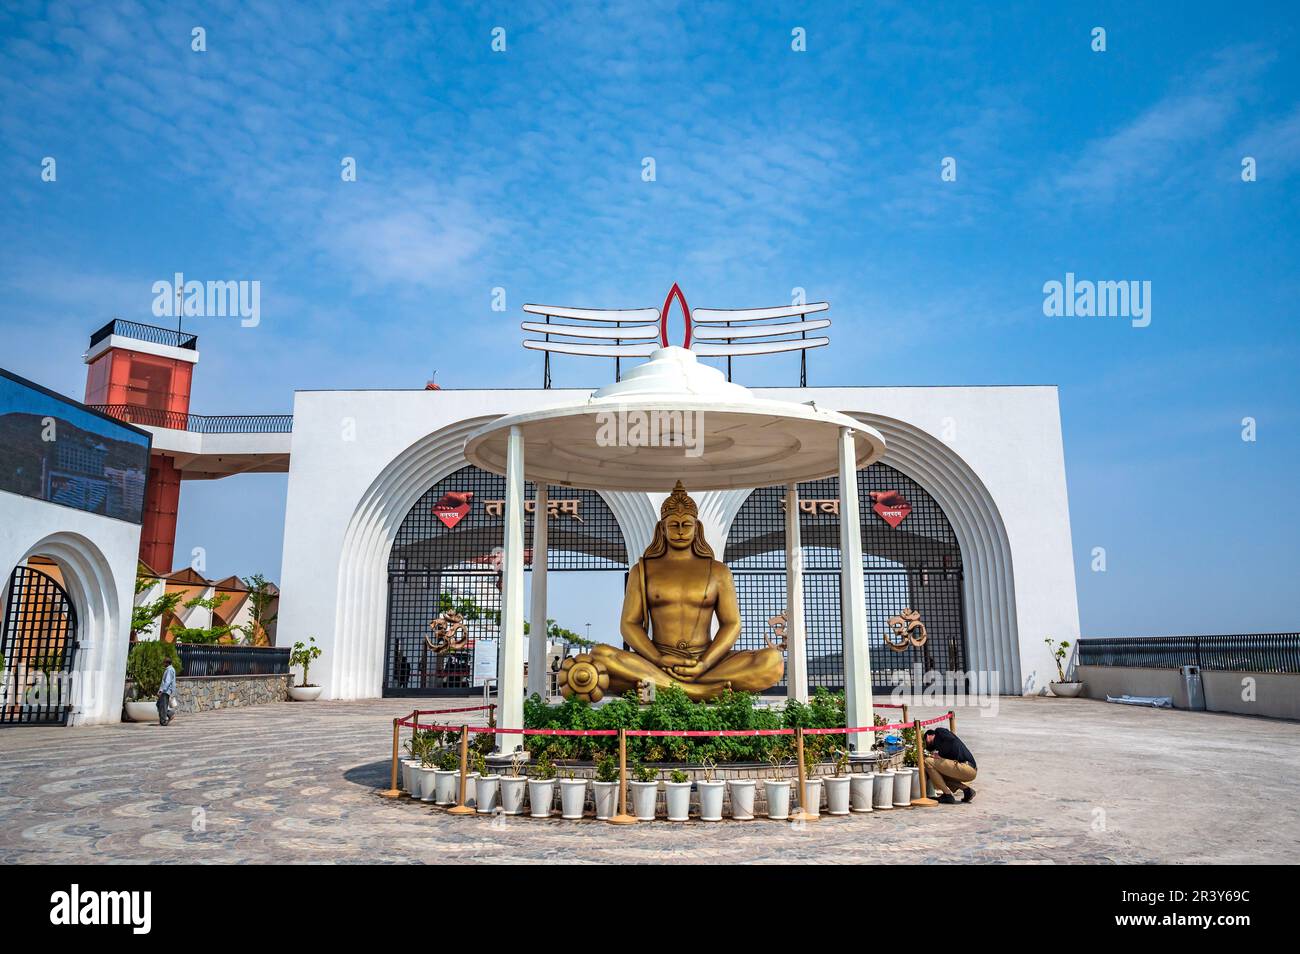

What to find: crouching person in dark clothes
left=923, top=726, right=976, bottom=804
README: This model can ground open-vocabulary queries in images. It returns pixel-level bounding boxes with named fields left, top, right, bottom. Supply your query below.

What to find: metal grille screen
left=385, top=465, right=627, bottom=695
left=725, top=463, right=966, bottom=693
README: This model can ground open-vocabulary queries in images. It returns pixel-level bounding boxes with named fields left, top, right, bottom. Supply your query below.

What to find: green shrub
left=126, top=641, right=181, bottom=699
left=522, top=685, right=846, bottom=765
left=595, top=755, right=619, bottom=783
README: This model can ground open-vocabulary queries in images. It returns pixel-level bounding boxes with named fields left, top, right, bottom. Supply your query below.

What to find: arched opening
left=1, top=558, right=79, bottom=725
left=724, top=462, right=966, bottom=694
left=384, top=464, right=628, bottom=696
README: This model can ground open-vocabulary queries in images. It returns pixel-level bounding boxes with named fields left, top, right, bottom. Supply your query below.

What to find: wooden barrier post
left=948, top=710, right=957, bottom=734
left=911, top=719, right=937, bottom=807
left=901, top=703, right=910, bottom=726
left=792, top=726, right=819, bottom=822
left=380, top=717, right=403, bottom=798
left=448, top=725, right=475, bottom=815
left=609, top=727, right=636, bottom=825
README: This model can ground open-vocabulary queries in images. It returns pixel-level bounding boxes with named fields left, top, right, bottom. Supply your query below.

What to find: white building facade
left=276, top=383, right=1079, bottom=701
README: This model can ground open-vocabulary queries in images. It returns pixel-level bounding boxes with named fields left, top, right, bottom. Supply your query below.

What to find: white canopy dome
left=463, top=347, right=885, bottom=492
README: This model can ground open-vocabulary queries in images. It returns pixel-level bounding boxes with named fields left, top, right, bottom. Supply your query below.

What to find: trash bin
left=1180, top=665, right=1206, bottom=711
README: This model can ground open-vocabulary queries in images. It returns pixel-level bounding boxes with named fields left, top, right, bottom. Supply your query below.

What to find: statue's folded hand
left=671, top=660, right=706, bottom=679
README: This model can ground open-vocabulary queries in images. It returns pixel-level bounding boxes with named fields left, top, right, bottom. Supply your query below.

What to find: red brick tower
left=84, top=320, right=198, bottom=572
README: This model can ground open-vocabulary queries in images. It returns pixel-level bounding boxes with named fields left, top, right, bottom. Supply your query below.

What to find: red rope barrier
left=402, top=711, right=957, bottom=737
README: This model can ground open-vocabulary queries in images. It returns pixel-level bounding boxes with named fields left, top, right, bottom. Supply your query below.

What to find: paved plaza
left=1, top=696, right=1296, bottom=864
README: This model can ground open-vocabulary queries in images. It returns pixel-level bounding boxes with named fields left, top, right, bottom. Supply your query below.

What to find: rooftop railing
left=1078, top=634, right=1300, bottom=674
left=88, top=404, right=293, bottom=434
left=89, top=319, right=198, bottom=351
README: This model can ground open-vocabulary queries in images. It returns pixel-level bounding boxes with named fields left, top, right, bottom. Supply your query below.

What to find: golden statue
left=558, top=481, right=783, bottom=702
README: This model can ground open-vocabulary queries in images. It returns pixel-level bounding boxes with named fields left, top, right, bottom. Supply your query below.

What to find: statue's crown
left=660, top=480, right=698, bottom=519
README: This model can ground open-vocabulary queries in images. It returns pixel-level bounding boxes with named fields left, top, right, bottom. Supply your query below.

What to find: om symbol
left=885, top=609, right=928, bottom=652
left=426, top=611, right=469, bottom=653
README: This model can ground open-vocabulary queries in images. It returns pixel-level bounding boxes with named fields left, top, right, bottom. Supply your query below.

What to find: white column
left=497, top=425, right=526, bottom=753
left=785, top=482, right=808, bottom=703
left=837, top=427, right=874, bottom=754
left=527, top=482, right=549, bottom=699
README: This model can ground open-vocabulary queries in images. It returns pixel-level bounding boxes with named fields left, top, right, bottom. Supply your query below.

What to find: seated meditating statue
left=558, top=480, right=784, bottom=702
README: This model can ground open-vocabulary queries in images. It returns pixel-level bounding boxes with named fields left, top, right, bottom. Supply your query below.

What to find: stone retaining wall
left=172, top=674, right=290, bottom=714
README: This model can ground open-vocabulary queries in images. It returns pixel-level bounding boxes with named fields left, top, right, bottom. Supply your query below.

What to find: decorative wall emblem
left=432, top=490, right=473, bottom=529
left=885, top=608, right=928, bottom=652
left=871, top=490, right=912, bottom=528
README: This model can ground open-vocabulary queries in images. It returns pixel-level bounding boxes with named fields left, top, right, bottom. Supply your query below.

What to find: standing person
left=923, top=726, right=977, bottom=804
left=158, top=658, right=177, bottom=726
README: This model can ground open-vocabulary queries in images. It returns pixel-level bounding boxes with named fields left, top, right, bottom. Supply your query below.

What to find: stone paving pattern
left=1, top=696, right=1296, bottom=864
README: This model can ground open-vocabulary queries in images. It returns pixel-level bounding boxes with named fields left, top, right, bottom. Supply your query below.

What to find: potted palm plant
left=1046, top=637, right=1084, bottom=697
left=664, top=769, right=692, bottom=822
left=528, top=754, right=557, bottom=818
left=824, top=749, right=852, bottom=815
left=433, top=747, right=460, bottom=805
left=893, top=765, right=915, bottom=807
left=499, top=752, right=528, bottom=815
left=849, top=759, right=875, bottom=813
left=288, top=636, right=323, bottom=701
left=764, top=752, right=792, bottom=820
left=727, top=771, right=757, bottom=821
left=629, top=762, right=660, bottom=821
left=558, top=768, right=588, bottom=819
left=593, top=755, right=620, bottom=820
left=474, top=752, right=501, bottom=814
left=799, top=746, right=822, bottom=816
left=872, top=767, right=896, bottom=810
left=697, top=758, right=726, bottom=822
left=414, top=737, right=440, bottom=802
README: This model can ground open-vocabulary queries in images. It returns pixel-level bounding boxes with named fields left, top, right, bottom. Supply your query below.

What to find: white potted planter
left=558, top=777, right=588, bottom=819
left=414, top=764, right=439, bottom=802
left=799, top=778, right=822, bottom=816
left=593, top=780, right=619, bottom=820
left=528, top=778, right=556, bottom=818
left=455, top=771, right=479, bottom=808
left=124, top=700, right=159, bottom=722
left=697, top=780, right=726, bottom=821
left=433, top=768, right=459, bottom=805
left=872, top=770, right=895, bottom=810
left=893, top=767, right=914, bottom=807
left=1051, top=681, right=1084, bottom=698
left=849, top=773, right=874, bottom=812
left=401, top=759, right=420, bottom=795
left=476, top=773, right=502, bottom=814
left=630, top=781, right=659, bottom=820
left=664, top=778, right=693, bottom=821
left=824, top=774, right=852, bottom=815
left=910, top=767, right=922, bottom=801
left=765, top=779, right=791, bottom=820
left=287, top=685, right=323, bottom=701
left=499, top=775, right=528, bottom=815
left=727, top=779, right=757, bottom=820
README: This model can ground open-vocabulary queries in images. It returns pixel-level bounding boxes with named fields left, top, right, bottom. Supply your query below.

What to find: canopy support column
left=527, top=483, right=549, bottom=699
left=785, top=482, right=808, bottom=703
left=497, top=425, right=526, bottom=753
left=838, top=426, right=873, bottom=753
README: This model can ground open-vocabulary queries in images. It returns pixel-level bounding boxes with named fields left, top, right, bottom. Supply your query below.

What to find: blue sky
left=1, top=0, right=1297, bottom=637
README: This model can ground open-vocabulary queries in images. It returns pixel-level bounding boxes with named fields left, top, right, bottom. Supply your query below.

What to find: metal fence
left=90, top=318, right=198, bottom=351
left=177, top=643, right=290, bottom=678
left=1078, top=634, right=1300, bottom=674
left=88, top=404, right=293, bottom=434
